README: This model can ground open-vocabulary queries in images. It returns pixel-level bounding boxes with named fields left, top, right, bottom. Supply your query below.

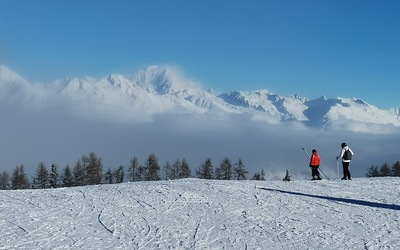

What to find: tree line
left=0, top=152, right=266, bottom=190
left=366, top=161, right=400, bottom=177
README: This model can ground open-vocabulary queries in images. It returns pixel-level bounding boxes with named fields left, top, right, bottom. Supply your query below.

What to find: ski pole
left=336, top=159, right=339, bottom=180
left=301, top=147, right=329, bottom=180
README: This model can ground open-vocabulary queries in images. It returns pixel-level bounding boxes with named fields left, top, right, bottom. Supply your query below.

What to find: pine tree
left=128, top=156, right=140, bottom=182
left=171, top=159, right=180, bottom=179
left=282, top=169, right=291, bottom=181
left=252, top=170, right=266, bottom=181
left=366, top=165, right=379, bottom=177
left=379, top=162, right=391, bottom=176
left=32, top=162, right=49, bottom=189
left=49, top=164, right=59, bottom=188
left=62, top=165, right=73, bottom=187
left=72, top=161, right=85, bottom=186
left=113, top=165, right=124, bottom=183
left=87, top=152, right=103, bottom=185
left=104, top=168, right=113, bottom=184
left=11, top=165, right=30, bottom=189
left=233, top=158, right=248, bottom=180
left=0, top=170, right=10, bottom=190
left=144, top=153, right=161, bottom=181
left=163, top=161, right=174, bottom=180
left=179, top=158, right=191, bottom=179
left=391, top=161, right=400, bottom=176
left=196, top=158, right=213, bottom=179
left=215, top=157, right=232, bottom=180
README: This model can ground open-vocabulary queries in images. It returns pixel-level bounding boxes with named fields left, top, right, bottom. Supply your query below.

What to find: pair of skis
left=301, top=147, right=330, bottom=180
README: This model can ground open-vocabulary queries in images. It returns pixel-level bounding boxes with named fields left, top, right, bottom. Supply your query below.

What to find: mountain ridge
left=1, top=64, right=399, bottom=131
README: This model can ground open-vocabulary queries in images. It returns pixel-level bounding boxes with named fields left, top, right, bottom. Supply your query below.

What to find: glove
left=336, top=156, right=339, bottom=160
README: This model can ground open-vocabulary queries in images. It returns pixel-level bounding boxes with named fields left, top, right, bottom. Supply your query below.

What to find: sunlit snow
left=1, top=178, right=399, bottom=249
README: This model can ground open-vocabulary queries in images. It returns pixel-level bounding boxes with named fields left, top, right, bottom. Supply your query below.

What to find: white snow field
left=1, top=178, right=400, bottom=250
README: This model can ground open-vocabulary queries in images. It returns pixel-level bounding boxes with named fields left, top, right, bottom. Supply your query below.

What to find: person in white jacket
left=337, top=142, right=354, bottom=180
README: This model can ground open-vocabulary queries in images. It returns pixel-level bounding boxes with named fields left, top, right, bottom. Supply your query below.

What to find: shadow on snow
left=259, top=187, right=400, bottom=211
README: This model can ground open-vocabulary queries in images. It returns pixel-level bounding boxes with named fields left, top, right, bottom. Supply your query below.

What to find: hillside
left=1, top=178, right=399, bottom=249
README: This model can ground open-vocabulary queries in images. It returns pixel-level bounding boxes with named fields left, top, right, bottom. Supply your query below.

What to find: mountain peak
left=0, top=65, right=29, bottom=84
left=132, top=65, right=200, bottom=94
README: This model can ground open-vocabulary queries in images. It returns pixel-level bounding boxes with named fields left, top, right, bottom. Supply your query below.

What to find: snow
left=1, top=178, right=399, bottom=249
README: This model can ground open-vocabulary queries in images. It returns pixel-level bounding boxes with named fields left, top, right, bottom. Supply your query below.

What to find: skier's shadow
left=259, top=187, right=400, bottom=211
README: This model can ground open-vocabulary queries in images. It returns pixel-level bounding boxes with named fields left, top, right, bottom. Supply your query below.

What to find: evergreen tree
left=49, top=164, right=59, bottom=188
left=0, top=170, right=10, bottom=190
left=214, top=157, right=231, bottom=180
left=163, top=161, right=174, bottom=180
left=87, top=152, right=103, bottom=185
left=252, top=170, right=266, bottom=181
left=233, top=158, right=248, bottom=180
left=32, top=162, right=49, bottom=189
left=128, top=156, right=141, bottom=182
left=196, top=158, right=213, bottom=179
left=252, top=172, right=261, bottom=180
left=392, top=161, right=400, bottom=176
left=80, top=154, right=90, bottom=185
left=179, top=158, right=191, bottom=179
left=282, top=169, right=291, bottom=181
left=260, top=169, right=266, bottom=180
left=144, top=153, right=161, bottom=181
left=62, top=165, right=73, bottom=187
left=379, top=162, right=391, bottom=176
left=11, top=165, right=30, bottom=189
left=366, top=165, right=379, bottom=177
left=172, top=159, right=180, bottom=179
left=113, top=165, right=124, bottom=183
left=72, top=161, right=85, bottom=186
left=104, top=168, right=113, bottom=184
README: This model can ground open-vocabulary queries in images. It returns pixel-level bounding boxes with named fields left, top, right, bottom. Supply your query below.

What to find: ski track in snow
left=0, top=178, right=400, bottom=249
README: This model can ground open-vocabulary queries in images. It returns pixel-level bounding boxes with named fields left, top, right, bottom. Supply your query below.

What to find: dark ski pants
left=342, top=162, right=351, bottom=180
left=311, top=166, right=320, bottom=179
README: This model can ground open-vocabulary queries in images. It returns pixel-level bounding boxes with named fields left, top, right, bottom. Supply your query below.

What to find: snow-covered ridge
left=0, top=64, right=399, bottom=130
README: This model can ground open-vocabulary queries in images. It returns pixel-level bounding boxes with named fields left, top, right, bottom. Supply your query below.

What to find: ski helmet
left=341, top=142, right=347, bottom=148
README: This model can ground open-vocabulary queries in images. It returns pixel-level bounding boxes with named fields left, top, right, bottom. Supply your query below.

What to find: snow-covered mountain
left=1, top=65, right=399, bottom=130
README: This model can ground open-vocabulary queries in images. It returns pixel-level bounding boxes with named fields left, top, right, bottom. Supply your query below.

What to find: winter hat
left=341, top=143, right=347, bottom=148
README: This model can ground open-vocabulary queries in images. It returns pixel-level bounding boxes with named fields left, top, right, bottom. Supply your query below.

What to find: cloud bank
left=1, top=65, right=399, bottom=180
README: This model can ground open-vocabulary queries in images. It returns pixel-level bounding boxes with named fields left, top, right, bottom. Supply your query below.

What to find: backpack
left=343, top=149, right=352, bottom=160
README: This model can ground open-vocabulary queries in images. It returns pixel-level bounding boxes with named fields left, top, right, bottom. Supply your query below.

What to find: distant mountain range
left=1, top=65, right=399, bottom=131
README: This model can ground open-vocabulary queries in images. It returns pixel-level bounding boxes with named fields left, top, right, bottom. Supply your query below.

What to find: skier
left=337, top=142, right=354, bottom=180
left=309, top=149, right=321, bottom=180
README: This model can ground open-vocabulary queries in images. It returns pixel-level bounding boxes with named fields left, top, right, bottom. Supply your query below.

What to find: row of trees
left=0, top=152, right=261, bottom=190
left=366, top=161, right=400, bottom=177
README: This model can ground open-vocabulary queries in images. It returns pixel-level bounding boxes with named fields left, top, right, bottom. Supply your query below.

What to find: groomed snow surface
left=1, top=178, right=399, bottom=250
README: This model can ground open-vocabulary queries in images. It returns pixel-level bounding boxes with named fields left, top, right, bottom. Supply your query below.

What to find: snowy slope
left=0, top=64, right=399, bottom=130
left=1, top=178, right=399, bottom=249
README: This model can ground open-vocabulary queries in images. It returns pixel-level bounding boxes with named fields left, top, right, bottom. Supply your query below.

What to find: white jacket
left=338, top=146, right=354, bottom=162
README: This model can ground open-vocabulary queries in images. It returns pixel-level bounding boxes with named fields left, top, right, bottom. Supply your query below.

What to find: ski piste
left=301, top=147, right=330, bottom=180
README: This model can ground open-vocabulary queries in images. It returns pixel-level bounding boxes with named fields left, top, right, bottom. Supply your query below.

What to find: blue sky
left=1, top=0, right=399, bottom=109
